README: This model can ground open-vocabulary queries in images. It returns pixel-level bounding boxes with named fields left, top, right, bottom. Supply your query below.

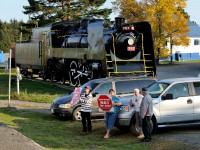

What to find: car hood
left=119, top=95, right=133, bottom=105
left=53, top=94, right=73, bottom=104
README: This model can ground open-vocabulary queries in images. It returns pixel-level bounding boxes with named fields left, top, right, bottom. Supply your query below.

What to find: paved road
left=0, top=62, right=200, bottom=150
left=157, top=61, right=200, bottom=79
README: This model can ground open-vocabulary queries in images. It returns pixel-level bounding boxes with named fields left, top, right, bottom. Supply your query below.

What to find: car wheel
left=130, top=119, right=154, bottom=136
left=73, top=107, right=82, bottom=121
left=130, top=122, right=141, bottom=136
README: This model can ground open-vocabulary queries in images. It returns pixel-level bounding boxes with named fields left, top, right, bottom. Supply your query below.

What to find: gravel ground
left=1, top=61, right=200, bottom=150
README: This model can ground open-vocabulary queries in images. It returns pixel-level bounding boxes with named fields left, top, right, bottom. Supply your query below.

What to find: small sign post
left=16, top=66, right=20, bottom=95
left=8, top=49, right=12, bottom=107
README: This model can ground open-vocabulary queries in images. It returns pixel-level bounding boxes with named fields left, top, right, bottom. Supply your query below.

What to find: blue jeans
left=105, top=112, right=118, bottom=129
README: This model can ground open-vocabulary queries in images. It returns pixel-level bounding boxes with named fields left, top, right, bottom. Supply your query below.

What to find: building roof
left=188, top=21, right=200, bottom=37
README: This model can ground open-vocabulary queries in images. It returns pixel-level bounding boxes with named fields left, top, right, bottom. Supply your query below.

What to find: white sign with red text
left=97, top=94, right=114, bottom=112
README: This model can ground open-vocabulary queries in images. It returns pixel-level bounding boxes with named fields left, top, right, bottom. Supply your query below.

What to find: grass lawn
left=0, top=107, right=146, bottom=150
left=0, top=72, right=72, bottom=103
left=0, top=107, right=195, bottom=150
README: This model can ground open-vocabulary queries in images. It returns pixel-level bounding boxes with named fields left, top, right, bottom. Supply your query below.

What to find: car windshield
left=148, top=82, right=169, bottom=98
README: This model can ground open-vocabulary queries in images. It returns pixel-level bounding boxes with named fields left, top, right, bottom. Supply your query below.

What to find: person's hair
left=134, top=88, right=139, bottom=93
left=109, top=89, right=115, bottom=94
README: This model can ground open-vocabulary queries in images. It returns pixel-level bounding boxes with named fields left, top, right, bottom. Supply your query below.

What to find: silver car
left=116, top=77, right=200, bottom=135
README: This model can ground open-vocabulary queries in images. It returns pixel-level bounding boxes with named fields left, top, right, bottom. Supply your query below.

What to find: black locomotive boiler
left=15, top=17, right=156, bottom=86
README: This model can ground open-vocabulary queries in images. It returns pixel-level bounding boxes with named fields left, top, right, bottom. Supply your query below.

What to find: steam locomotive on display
left=15, top=17, right=156, bottom=86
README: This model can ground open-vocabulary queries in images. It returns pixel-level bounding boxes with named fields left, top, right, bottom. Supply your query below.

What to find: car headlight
left=59, top=104, right=71, bottom=108
left=120, top=105, right=129, bottom=112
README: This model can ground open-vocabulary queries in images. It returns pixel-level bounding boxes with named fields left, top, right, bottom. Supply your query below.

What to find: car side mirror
left=165, top=93, right=173, bottom=100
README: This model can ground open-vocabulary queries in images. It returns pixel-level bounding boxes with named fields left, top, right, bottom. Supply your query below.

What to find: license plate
left=51, top=109, right=54, bottom=113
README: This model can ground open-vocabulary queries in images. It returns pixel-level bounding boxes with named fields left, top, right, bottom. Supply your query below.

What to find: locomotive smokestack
left=115, top=17, right=125, bottom=28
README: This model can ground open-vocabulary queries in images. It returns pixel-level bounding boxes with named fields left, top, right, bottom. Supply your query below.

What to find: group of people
left=79, top=85, right=153, bottom=142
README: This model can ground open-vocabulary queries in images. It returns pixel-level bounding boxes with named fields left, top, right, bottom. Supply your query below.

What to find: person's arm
left=113, top=96, right=121, bottom=106
left=85, top=94, right=92, bottom=104
left=130, top=97, right=135, bottom=107
left=113, top=101, right=121, bottom=106
left=140, top=98, right=148, bottom=119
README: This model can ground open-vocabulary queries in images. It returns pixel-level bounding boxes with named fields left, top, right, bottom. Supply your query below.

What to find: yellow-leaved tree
left=113, top=0, right=190, bottom=64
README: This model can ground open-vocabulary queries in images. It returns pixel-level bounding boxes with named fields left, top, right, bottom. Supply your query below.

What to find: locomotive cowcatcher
left=15, top=17, right=156, bottom=86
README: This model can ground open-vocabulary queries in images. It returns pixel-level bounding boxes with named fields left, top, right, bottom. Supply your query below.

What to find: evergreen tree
left=0, top=20, right=21, bottom=52
left=23, top=0, right=112, bottom=26
left=0, top=19, right=28, bottom=52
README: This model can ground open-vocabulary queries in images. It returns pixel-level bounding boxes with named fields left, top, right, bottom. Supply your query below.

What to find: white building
left=165, top=21, right=200, bottom=61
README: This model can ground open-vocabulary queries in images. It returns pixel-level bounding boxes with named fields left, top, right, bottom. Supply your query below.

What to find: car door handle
left=187, top=99, right=193, bottom=104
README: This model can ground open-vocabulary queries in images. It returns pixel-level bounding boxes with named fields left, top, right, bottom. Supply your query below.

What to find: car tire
left=130, top=119, right=154, bottom=136
left=130, top=122, right=141, bottom=136
left=73, top=107, right=82, bottom=121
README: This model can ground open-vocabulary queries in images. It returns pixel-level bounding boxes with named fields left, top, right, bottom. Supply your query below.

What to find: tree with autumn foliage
left=23, top=0, right=112, bottom=26
left=113, top=0, right=190, bottom=63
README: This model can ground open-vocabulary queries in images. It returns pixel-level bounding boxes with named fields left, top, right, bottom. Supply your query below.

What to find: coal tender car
left=15, top=17, right=156, bottom=86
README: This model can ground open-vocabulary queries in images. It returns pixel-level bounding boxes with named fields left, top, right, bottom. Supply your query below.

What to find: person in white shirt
left=130, top=88, right=144, bottom=138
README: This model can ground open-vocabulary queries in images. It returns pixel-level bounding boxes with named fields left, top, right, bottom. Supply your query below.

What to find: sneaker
left=141, top=138, right=150, bottom=142
left=137, top=134, right=144, bottom=139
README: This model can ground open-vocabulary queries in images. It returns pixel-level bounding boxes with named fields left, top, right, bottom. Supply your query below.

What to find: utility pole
left=170, top=36, right=173, bottom=64
left=20, top=26, right=22, bottom=42
left=8, top=49, right=12, bottom=107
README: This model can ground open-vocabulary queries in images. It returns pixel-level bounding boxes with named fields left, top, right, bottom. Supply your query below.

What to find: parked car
left=116, top=77, right=200, bottom=135
left=50, top=76, right=156, bottom=121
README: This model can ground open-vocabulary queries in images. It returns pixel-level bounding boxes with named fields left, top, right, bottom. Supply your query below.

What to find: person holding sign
left=104, top=89, right=121, bottom=139
left=79, top=86, right=93, bottom=132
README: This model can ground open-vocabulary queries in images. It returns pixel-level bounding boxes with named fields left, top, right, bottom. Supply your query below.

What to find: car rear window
left=115, top=79, right=156, bottom=95
left=116, top=80, right=136, bottom=95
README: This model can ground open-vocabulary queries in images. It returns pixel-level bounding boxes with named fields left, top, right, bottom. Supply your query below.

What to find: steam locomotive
left=15, top=17, right=156, bottom=86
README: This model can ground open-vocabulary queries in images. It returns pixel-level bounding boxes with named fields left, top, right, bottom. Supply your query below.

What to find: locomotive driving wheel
left=69, top=61, right=78, bottom=86
left=79, top=64, right=89, bottom=85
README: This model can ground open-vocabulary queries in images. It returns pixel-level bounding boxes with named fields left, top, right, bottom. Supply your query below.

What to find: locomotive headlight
left=128, top=38, right=134, bottom=45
